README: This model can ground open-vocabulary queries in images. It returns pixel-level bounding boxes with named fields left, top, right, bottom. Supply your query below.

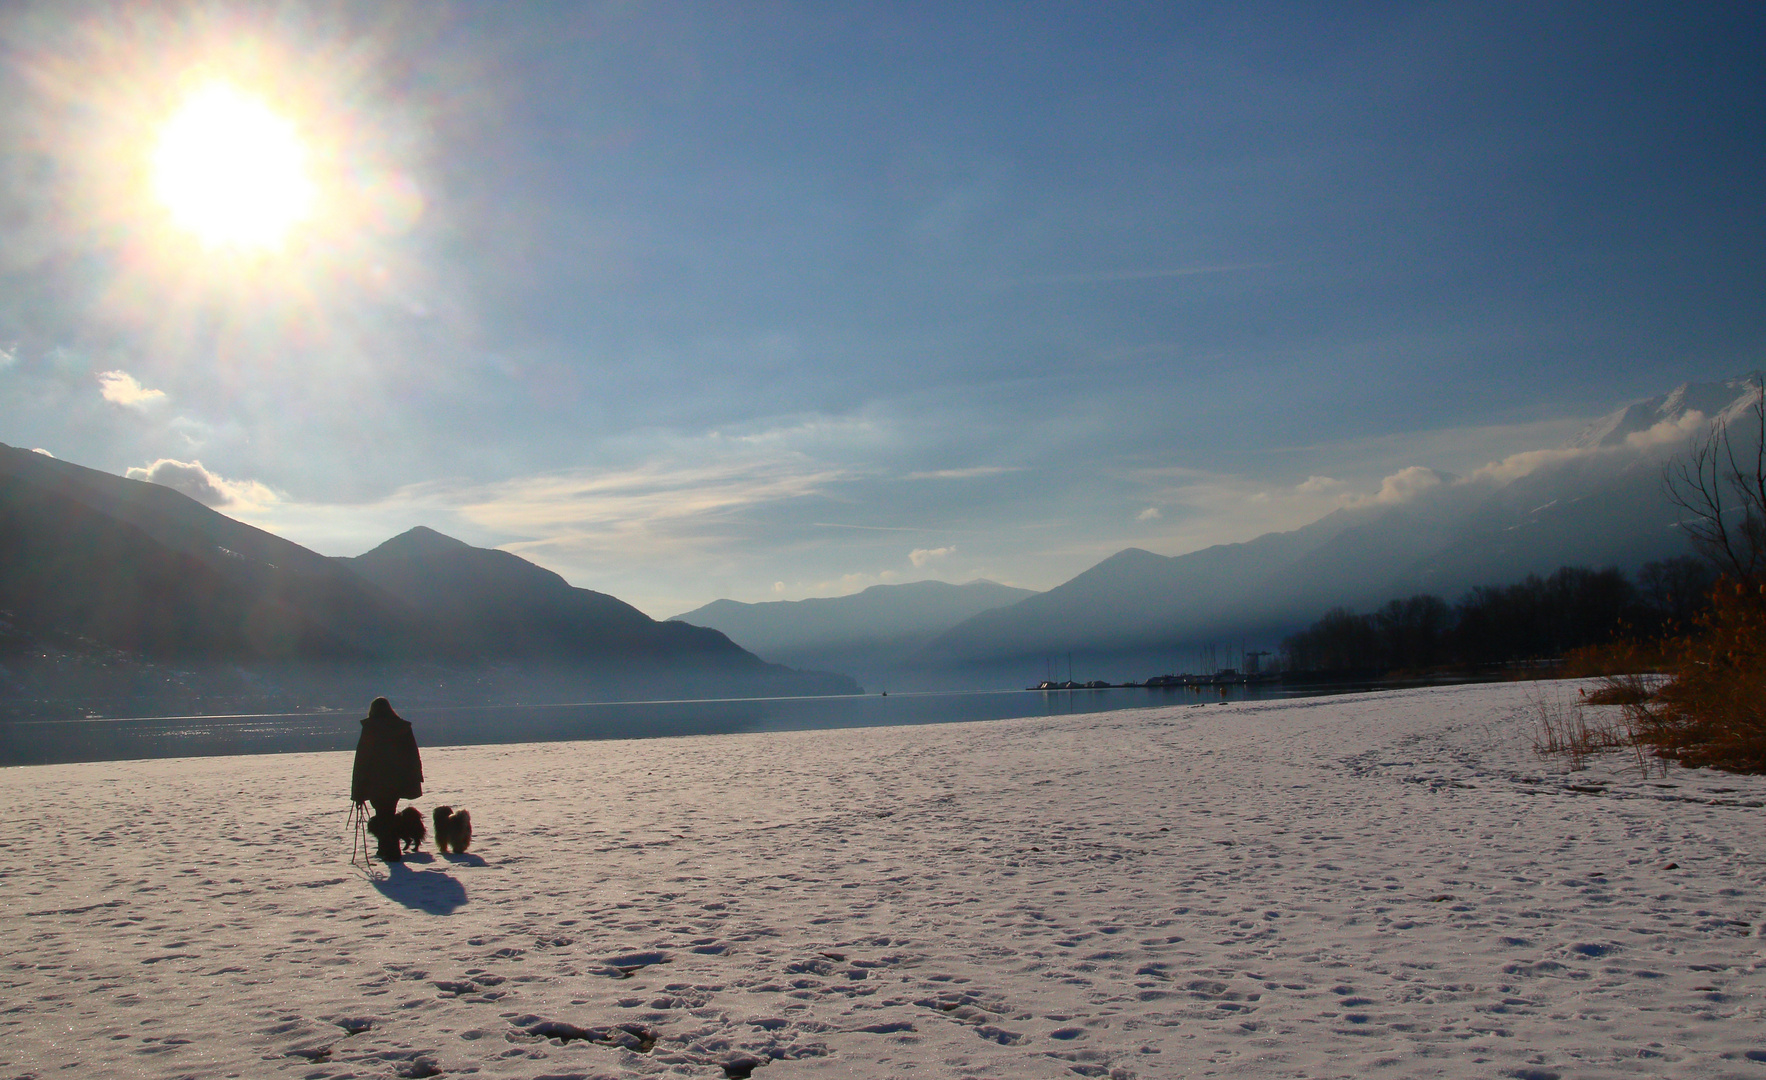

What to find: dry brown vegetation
left=1629, top=576, right=1766, bottom=772
left=1529, top=687, right=1643, bottom=772
left=1536, top=576, right=1766, bottom=774
left=1560, top=635, right=1674, bottom=680
left=1582, top=672, right=1659, bottom=706
left=1537, top=380, right=1766, bottom=773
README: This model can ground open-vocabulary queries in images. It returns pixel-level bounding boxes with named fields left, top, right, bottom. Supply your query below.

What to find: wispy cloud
left=1136, top=506, right=1162, bottom=521
left=903, top=466, right=1022, bottom=481
left=97, top=370, right=167, bottom=408
left=458, top=457, right=849, bottom=558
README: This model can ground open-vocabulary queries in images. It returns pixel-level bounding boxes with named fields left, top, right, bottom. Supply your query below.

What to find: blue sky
left=1, top=2, right=1761, bottom=615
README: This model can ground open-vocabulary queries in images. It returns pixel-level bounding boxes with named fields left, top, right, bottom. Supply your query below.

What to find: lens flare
left=151, top=82, right=316, bottom=251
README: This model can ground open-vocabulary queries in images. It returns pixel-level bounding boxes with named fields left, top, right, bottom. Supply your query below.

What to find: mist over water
left=1, top=683, right=1321, bottom=766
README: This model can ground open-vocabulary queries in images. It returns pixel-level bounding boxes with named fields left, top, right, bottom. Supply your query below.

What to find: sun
left=151, top=82, right=316, bottom=252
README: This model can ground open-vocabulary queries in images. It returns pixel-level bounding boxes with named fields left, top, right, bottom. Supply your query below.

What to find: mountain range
left=670, top=579, right=1038, bottom=690
left=911, top=377, right=1748, bottom=685
left=0, top=443, right=856, bottom=718
left=2, top=375, right=1750, bottom=708
left=670, top=377, right=1751, bottom=688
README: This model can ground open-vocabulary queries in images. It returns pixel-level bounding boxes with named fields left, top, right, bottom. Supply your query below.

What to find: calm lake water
left=0, top=682, right=1321, bottom=766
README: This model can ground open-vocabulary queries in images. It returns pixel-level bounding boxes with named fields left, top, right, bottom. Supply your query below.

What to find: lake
left=0, top=682, right=1320, bottom=766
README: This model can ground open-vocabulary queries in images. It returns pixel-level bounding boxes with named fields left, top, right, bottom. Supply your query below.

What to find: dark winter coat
left=351, top=704, right=424, bottom=805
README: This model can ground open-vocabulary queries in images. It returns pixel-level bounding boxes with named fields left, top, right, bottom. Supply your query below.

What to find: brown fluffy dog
left=433, top=805, right=472, bottom=854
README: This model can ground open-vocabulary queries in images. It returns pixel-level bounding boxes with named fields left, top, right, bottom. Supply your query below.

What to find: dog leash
left=347, top=801, right=369, bottom=868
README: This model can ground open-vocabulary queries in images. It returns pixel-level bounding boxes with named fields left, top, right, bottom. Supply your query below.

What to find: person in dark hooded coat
left=351, top=697, right=424, bottom=862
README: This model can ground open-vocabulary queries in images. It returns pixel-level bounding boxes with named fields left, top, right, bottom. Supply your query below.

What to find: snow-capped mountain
left=1570, top=375, right=1758, bottom=448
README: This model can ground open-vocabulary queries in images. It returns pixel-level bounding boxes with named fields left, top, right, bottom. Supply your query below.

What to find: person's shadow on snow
left=371, top=860, right=467, bottom=914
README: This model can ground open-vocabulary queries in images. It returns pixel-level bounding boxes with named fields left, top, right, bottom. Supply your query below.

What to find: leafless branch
left=1665, top=375, right=1766, bottom=578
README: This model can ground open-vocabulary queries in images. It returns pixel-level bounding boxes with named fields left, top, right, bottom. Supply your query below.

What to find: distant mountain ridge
left=0, top=443, right=855, bottom=717
left=920, top=377, right=1754, bottom=684
left=672, top=579, right=1037, bottom=651
left=671, top=579, right=1038, bottom=692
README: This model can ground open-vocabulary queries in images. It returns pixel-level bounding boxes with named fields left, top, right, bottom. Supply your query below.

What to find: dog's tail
left=454, top=809, right=472, bottom=854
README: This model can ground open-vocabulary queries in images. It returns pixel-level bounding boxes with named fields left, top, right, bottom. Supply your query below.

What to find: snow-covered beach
left=4, top=680, right=1763, bottom=1079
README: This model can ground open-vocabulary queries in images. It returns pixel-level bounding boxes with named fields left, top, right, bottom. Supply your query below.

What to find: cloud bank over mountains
left=124, top=457, right=276, bottom=510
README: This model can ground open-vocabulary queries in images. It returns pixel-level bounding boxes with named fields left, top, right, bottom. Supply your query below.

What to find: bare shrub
left=1665, top=377, right=1766, bottom=579
left=1642, top=378, right=1766, bottom=774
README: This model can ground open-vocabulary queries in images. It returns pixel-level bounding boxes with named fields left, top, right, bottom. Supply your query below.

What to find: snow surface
left=4, top=680, right=1765, bottom=1079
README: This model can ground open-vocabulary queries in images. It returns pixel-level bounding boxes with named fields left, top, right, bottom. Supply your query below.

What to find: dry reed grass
left=1528, top=687, right=1652, bottom=773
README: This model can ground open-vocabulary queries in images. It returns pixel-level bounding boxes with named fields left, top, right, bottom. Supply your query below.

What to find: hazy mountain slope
left=668, top=579, right=1038, bottom=693
left=672, top=579, right=1037, bottom=653
left=0, top=445, right=857, bottom=710
left=347, top=526, right=775, bottom=667
left=1399, top=454, right=1684, bottom=594
left=925, top=378, right=1747, bottom=679
left=933, top=510, right=1361, bottom=663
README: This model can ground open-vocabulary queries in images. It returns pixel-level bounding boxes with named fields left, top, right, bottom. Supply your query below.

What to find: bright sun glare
left=151, top=82, right=316, bottom=251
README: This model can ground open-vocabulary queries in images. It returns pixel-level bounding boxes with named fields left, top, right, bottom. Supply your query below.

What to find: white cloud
left=31, top=448, right=53, bottom=457
left=909, top=545, right=956, bottom=567
left=1297, top=475, right=1344, bottom=493
left=1348, top=465, right=1453, bottom=507
left=1463, top=411, right=1707, bottom=486
left=1464, top=447, right=1589, bottom=485
left=1624, top=411, right=1708, bottom=449
left=97, top=370, right=167, bottom=408
left=125, top=458, right=277, bottom=509
left=1136, top=507, right=1162, bottom=521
